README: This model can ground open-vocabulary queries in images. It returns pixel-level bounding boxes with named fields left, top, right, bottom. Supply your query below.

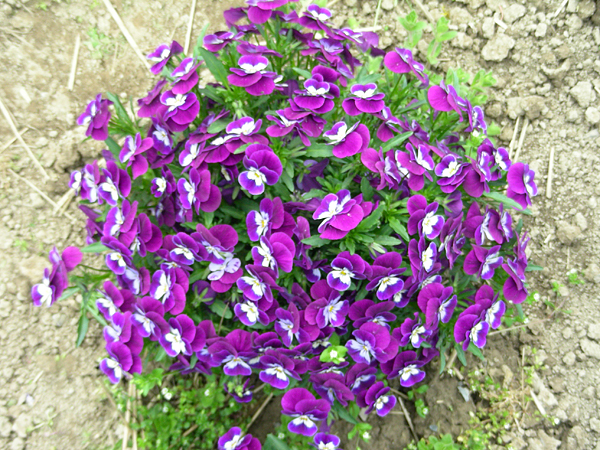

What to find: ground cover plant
left=32, top=0, right=538, bottom=447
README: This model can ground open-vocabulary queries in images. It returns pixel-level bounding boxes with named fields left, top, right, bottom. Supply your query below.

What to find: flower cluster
left=34, top=0, right=537, bottom=447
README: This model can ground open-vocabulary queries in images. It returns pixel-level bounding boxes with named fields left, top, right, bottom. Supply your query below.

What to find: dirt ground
left=0, top=0, right=599, bottom=449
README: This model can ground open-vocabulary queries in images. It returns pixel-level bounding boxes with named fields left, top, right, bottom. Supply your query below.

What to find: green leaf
left=389, top=218, right=410, bottom=242
left=105, top=137, right=121, bottom=160
left=207, top=120, right=228, bottom=134
left=280, top=171, right=295, bottom=192
left=467, top=342, right=485, bottom=362
left=76, top=313, right=89, bottom=347
left=292, top=67, right=312, bottom=79
left=233, top=142, right=251, bottom=155
left=482, top=191, right=532, bottom=215
left=306, top=144, right=333, bottom=158
left=58, top=286, right=80, bottom=302
left=360, top=176, right=374, bottom=200
left=381, top=131, right=413, bottom=151
left=526, top=264, right=543, bottom=271
left=333, top=402, right=358, bottom=425
left=192, top=23, right=210, bottom=58
left=209, top=300, right=232, bottom=319
left=106, top=92, right=133, bottom=126
left=81, top=242, right=109, bottom=253
left=374, top=235, right=403, bottom=246
left=218, top=204, right=245, bottom=219
left=358, top=204, right=384, bottom=230
left=301, top=236, right=330, bottom=247
left=198, top=48, right=229, bottom=85
left=263, top=435, right=292, bottom=450
left=455, top=344, right=467, bottom=366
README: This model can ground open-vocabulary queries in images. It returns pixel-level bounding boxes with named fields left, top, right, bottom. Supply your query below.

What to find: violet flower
left=251, top=232, right=295, bottom=274
left=383, top=48, right=429, bottom=86
left=70, top=161, right=100, bottom=203
left=259, top=349, right=301, bottom=389
left=100, top=342, right=140, bottom=383
left=131, top=296, right=169, bottom=341
left=408, top=237, right=438, bottom=275
left=236, top=265, right=279, bottom=304
left=103, top=311, right=143, bottom=356
left=394, top=312, right=431, bottom=348
left=98, top=161, right=131, bottom=206
left=281, top=387, right=331, bottom=437
left=502, top=257, right=528, bottom=303
left=208, top=329, right=254, bottom=376
left=208, top=253, right=243, bottom=294
left=147, top=41, right=183, bottom=75
left=407, top=194, right=445, bottom=239
left=130, top=213, right=163, bottom=257
left=159, top=314, right=206, bottom=357
left=137, top=79, right=168, bottom=118
left=311, top=372, right=354, bottom=406
left=171, top=57, right=200, bottom=94
left=101, top=236, right=133, bottom=275
left=160, top=90, right=200, bottom=132
left=346, top=322, right=398, bottom=364
left=345, top=363, right=377, bottom=394
left=427, top=81, right=466, bottom=117
left=103, top=200, right=138, bottom=245
left=305, top=280, right=349, bottom=328
left=506, top=162, right=538, bottom=210
left=463, top=244, right=503, bottom=280
left=342, top=83, right=386, bottom=116
left=218, top=427, right=261, bottom=450
left=366, top=252, right=406, bottom=301
left=246, top=197, right=285, bottom=241
left=292, top=74, right=339, bottom=114
left=149, top=268, right=189, bottom=315
left=382, top=350, right=426, bottom=387
left=117, top=265, right=150, bottom=296
left=238, top=144, right=283, bottom=195
left=77, top=94, right=112, bottom=141
left=474, top=285, right=506, bottom=330
left=326, top=251, right=367, bottom=291
left=323, top=122, right=370, bottom=158
left=357, top=381, right=396, bottom=417
left=96, top=280, right=134, bottom=321
left=454, top=305, right=489, bottom=350
left=32, top=246, right=82, bottom=308
left=298, top=4, right=332, bottom=31
left=417, top=282, right=457, bottom=330
left=119, top=133, right=153, bottom=179
left=228, top=55, right=278, bottom=96
left=313, top=189, right=364, bottom=240
left=312, top=433, right=341, bottom=450
left=177, top=168, right=222, bottom=214
left=161, top=232, right=203, bottom=266
left=348, top=299, right=396, bottom=330
left=435, top=154, right=469, bottom=194
left=203, top=31, right=242, bottom=52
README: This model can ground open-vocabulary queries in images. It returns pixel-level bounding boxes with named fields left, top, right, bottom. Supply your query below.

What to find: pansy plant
left=34, top=1, right=539, bottom=448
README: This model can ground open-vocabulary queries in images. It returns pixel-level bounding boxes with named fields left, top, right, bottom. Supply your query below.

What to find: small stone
left=535, top=23, right=547, bottom=38
left=562, top=327, right=573, bottom=339
left=555, top=44, right=572, bottom=60
left=580, top=339, right=600, bottom=359
left=574, top=212, right=588, bottom=230
left=449, top=7, right=474, bottom=25
left=538, top=430, right=561, bottom=450
left=501, top=364, right=513, bottom=389
left=555, top=220, right=582, bottom=244
left=0, top=415, right=11, bottom=437
left=481, top=34, right=515, bottom=61
left=503, top=4, right=526, bottom=23
left=381, top=0, right=394, bottom=11
left=567, top=0, right=579, bottom=12
left=549, top=377, right=565, bottom=393
left=591, top=418, right=600, bottom=432
left=563, top=351, right=576, bottom=365
left=538, top=386, right=558, bottom=409
left=577, top=0, right=596, bottom=18
left=507, top=97, right=523, bottom=119
left=585, top=107, right=600, bottom=124
left=588, top=323, right=600, bottom=340
left=9, top=438, right=26, bottom=450
left=48, top=130, right=58, bottom=138
left=451, top=32, right=474, bottom=49
left=570, top=81, right=597, bottom=108
left=52, top=312, right=66, bottom=327
left=12, top=413, right=31, bottom=438
left=566, top=109, right=580, bottom=123
left=521, top=96, right=546, bottom=120
left=566, top=14, right=583, bottom=29
left=481, top=17, right=495, bottom=39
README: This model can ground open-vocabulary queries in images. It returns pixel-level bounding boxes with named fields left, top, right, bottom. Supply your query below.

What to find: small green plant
left=398, top=11, right=428, bottom=49
left=84, top=27, right=115, bottom=59
left=550, top=280, right=564, bottom=294
left=13, top=239, right=28, bottom=252
left=36, top=2, right=49, bottom=10
left=407, top=384, right=430, bottom=418
left=426, top=17, right=457, bottom=65
left=567, top=269, right=585, bottom=285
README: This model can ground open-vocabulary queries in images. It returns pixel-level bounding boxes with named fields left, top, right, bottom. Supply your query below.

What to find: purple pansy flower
left=177, top=168, right=221, bottom=214
left=96, top=281, right=134, bottom=321
left=346, top=322, right=398, bottom=365
left=417, top=282, right=457, bottom=330
left=463, top=244, right=503, bottom=280
left=251, top=232, right=295, bottom=274
left=137, top=79, right=168, bottom=118
left=77, top=94, right=112, bottom=140
left=292, top=74, right=339, bottom=114
left=298, top=4, right=332, bottom=31
left=326, top=251, right=367, bottom=291
left=506, top=162, right=538, bottom=210
left=305, top=280, right=349, bottom=329
left=98, top=161, right=131, bottom=206
left=342, top=83, right=385, bottom=116
left=103, top=200, right=138, bottom=245
left=209, top=329, right=254, bottom=376
left=218, top=427, right=261, bottom=450
left=281, top=388, right=331, bottom=437
left=203, top=31, right=243, bottom=52
left=357, top=381, right=396, bottom=417
left=238, top=144, right=283, bottom=195
left=149, top=268, right=189, bottom=315
left=258, top=350, right=301, bottom=389
left=160, top=90, right=200, bottom=132
left=32, top=246, right=82, bottom=308
left=312, top=433, right=341, bottom=450
left=159, top=314, right=206, bottom=357
left=100, top=342, right=140, bottom=383
left=454, top=305, right=490, bottom=350
left=236, top=265, right=279, bottom=304
left=394, top=312, right=431, bottom=348
left=228, top=55, right=278, bottom=96
left=407, top=195, right=445, bottom=239
left=348, top=299, right=396, bottom=330
left=313, top=190, right=364, bottom=240
left=246, top=197, right=285, bottom=241
left=408, top=237, right=438, bottom=275
left=101, top=236, right=133, bottom=275
left=427, top=81, right=466, bottom=117
left=435, top=153, right=469, bottom=193
left=383, top=48, right=429, bottom=86
left=382, top=350, right=426, bottom=387
left=474, top=285, right=506, bottom=330
left=130, top=296, right=169, bottom=341
left=120, top=133, right=153, bottom=179
left=171, top=57, right=200, bottom=94
left=69, top=161, right=100, bottom=203
left=366, top=252, right=406, bottom=301
left=502, top=257, right=528, bottom=303
left=147, top=41, right=183, bottom=75
left=311, top=372, right=354, bottom=406
left=324, top=122, right=370, bottom=158
left=345, top=363, right=377, bottom=394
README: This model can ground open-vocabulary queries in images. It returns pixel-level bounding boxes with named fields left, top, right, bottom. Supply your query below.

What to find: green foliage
left=427, top=17, right=457, bottom=65
left=567, top=269, right=585, bottom=285
left=398, top=11, right=428, bottom=49
left=84, top=27, right=116, bottom=59
left=114, top=373, right=251, bottom=450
